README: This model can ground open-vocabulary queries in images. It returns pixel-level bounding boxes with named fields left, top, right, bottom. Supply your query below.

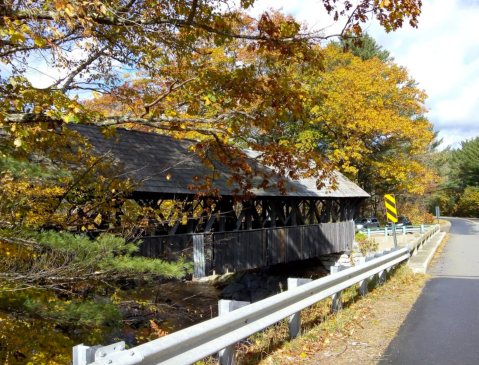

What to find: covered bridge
left=72, top=125, right=370, bottom=277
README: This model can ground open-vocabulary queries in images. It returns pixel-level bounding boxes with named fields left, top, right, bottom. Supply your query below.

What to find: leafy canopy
left=1, top=0, right=423, bottom=194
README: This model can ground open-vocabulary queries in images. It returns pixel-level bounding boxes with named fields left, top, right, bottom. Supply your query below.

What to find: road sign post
left=391, top=222, right=398, bottom=249
left=385, top=194, right=398, bottom=249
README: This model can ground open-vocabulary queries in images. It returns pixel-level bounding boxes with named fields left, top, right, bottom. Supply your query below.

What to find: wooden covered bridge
left=72, top=125, right=370, bottom=277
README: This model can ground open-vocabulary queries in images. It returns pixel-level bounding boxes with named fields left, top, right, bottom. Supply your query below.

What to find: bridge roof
left=71, top=124, right=369, bottom=199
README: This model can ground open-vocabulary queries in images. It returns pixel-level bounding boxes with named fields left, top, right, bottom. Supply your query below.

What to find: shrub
left=355, top=232, right=379, bottom=256
left=454, top=187, right=479, bottom=217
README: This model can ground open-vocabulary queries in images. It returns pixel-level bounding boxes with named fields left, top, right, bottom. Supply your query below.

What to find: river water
left=0, top=280, right=222, bottom=364
left=117, top=280, right=222, bottom=345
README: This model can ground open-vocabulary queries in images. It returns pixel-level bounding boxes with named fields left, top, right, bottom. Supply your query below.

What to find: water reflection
left=0, top=280, right=221, bottom=364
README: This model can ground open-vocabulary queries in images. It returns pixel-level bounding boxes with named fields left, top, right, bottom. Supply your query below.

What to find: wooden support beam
left=309, top=200, right=315, bottom=224
left=340, top=199, right=347, bottom=222
left=331, top=200, right=339, bottom=223
left=204, top=215, right=217, bottom=233
left=296, top=200, right=306, bottom=225
left=269, top=201, right=277, bottom=228
left=276, top=201, right=286, bottom=226
left=219, top=215, right=226, bottom=232
left=250, top=202, right=262, bottom=228
left=261, top=199, right=269, bottom=228
left=321, top=200, right=331, bottom=223
left=168, top=220, right=181, bottom=235
left=313, top=201, right=322, bottom=223
left=234, top=210, right=246, bottom=231
left=290, top=200, right=297, bottom=226
left=245, top=208, right=252, bottom=230
left=187, top=217, right=195, bottom=233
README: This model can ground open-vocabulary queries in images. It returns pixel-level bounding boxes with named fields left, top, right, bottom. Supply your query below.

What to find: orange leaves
left=149, top=319, right=169, bottom=339
left=322, top=0, right=422, bottom=35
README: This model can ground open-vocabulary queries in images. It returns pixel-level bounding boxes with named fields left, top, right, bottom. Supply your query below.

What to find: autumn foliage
left=0, top=0, right=435, bottom=363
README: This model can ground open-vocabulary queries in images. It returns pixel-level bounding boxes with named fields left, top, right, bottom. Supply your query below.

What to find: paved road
left=379, top=217, right=479, bottom=365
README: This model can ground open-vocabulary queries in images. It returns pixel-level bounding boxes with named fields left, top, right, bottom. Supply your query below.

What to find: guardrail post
left=218, top=299, right=250, bottom=365
left=331, top=266, right=347, bottom=312
left=288, top=278, right=313, bottom=338
left=72, top=341, right=128, bottom=365
left=378, top=270, right=387, bottom=285
left=367, top=228, right=371, bottom=238
left=357, top=257, right=368, bottom=295
left=384, top=249, right=394, bottom=273
left=420, top=224, right=424, bottom=233
left=384, top=227, right=388, bottom=237
left=331, top=290, right=342, bottom=312
left=73, top=344, right=93, bottom=365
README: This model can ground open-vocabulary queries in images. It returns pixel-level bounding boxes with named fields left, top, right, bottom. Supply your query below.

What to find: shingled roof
left=70, top=124, right=369, bottom=199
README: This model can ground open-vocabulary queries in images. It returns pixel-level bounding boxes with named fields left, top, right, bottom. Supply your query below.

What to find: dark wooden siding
left=137, top=221, right=354, bottom=276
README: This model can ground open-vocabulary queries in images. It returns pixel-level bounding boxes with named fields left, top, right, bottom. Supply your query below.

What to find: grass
left=193, top=264, right=427, bottom=365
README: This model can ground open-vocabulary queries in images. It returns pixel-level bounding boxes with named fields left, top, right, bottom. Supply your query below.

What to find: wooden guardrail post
left=288, top=278, right=313, bottom=338
left=218, top=299, right=250, bottom=365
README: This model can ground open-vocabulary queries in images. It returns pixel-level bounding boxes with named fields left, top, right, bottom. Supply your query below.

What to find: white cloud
left=367, top=0, right=479, bottom=146
left=250, top=0, right=479, bottom=149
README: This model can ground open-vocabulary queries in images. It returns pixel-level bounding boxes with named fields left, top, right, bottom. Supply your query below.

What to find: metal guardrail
left=407, top=224, right=440, bottom=254
left=74, top=225, right=442, bottom=365
left=74, top=246, right=416, bottom=365
left=358, top=224, right=435, bottom=237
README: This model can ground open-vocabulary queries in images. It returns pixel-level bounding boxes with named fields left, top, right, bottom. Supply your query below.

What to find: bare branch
left=141, top=77, right=196, bottom=117
left=187, top=0, right=199, bottom=25
left=8, top=9, right=329, bottom=43
left=5, top=110, right=256, bottom=135
left=59, top=45, right=108, bottom=92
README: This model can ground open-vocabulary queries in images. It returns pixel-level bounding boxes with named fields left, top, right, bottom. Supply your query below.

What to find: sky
left=9, top=0, right=477, bottom=150
left=250, top=0, right=479, bottom=150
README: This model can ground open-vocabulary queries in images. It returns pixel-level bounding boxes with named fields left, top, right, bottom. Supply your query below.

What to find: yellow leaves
left=380, top=0, right=391, bottom=8
left=64, top=6, right=75, bottom=17
left=13, top=137, right=22, bottom=147
left=303, top=44, right=435, bottom=193
left=94, top=214, right=102, bottom=225
left=99, top=4, right=108, bottom=15
left=11, top=31, right=26, bottom=44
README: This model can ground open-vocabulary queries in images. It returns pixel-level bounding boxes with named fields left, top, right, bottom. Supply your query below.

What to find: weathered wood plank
left=285, top=227, right=301, bottom=262
left=193, top=234, right=205, bottom=278
left=204, top=234, right=213, bottom=276
left=136, top=221, right=356, bottom=274
left=213, top=233, right=225, bottom=274
left=267, top=228, right=284, bottom=265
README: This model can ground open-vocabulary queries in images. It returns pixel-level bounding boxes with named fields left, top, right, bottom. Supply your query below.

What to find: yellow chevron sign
left=384, top=194, right=398, bottom=223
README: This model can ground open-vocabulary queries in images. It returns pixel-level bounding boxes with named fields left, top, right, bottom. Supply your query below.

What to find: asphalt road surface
left=379, top=217, right=479, bottom=365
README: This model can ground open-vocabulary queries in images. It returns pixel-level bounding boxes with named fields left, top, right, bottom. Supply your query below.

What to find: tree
left=454, top=187, right=479, bottom=218
left=429, top=137, right=479, bottom=217
left=452, top=137, right=479, bottom=190
left=340, top=32, right=392, bottom=62
left=1, top=0, right=423, bottom=194
left=305, top=45, right=436, bottom=197
left=0, top=1, right=425, bottom=360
